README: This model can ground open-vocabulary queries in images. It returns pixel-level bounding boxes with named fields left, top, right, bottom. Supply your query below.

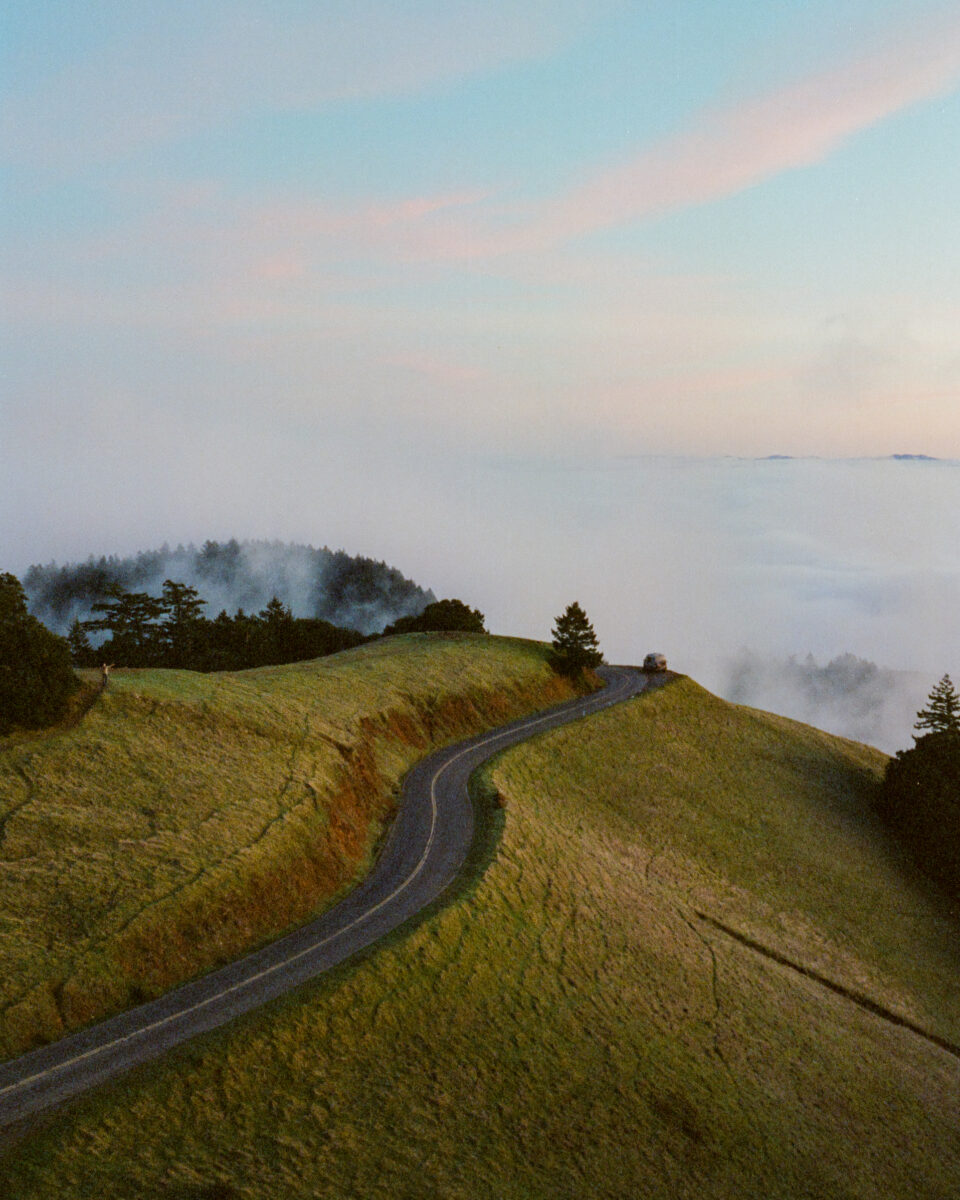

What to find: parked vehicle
left=643, top=652, right=667, bottom=673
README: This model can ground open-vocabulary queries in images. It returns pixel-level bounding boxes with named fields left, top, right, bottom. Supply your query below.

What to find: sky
left=2, top=1, right=960, bottom=743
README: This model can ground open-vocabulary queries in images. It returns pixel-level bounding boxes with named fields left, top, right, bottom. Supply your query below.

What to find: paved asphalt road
left=0, top=663, right=655, bottom=1130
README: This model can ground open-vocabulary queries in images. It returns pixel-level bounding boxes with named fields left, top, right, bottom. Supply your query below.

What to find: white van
left=643, top=652, right=667, bottom=673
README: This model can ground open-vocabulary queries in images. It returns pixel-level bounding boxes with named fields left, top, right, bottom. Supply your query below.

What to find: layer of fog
left=723, top=650, right=928, bottom=754
left=391, top=455, right=957, bottom=753
left=9, top=455, right=958, bottom=753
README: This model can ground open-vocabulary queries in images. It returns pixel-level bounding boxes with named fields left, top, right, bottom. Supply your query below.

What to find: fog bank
left=9, top=456, right=957, bottom=752
left=389, top=455, right=958, bottom=752
left=722, top=650, right=927, bottom=753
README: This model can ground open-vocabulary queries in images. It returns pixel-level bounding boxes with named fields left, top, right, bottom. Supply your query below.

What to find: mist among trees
left=24, top=539, right=435, bottom=637
left=67, top=580, right=367, bottom=672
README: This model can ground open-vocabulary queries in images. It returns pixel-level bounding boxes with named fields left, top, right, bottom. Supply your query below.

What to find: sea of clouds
left=11, top=456, right=958, bottom=753
left=427, top=456, right=959, bottom=753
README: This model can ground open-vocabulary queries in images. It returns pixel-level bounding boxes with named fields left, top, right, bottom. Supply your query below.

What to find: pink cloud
left=16, top=11, right=960, bottom=336
left=343, top=14, right=960, bottom=262
left=76, top=9, right=960, bottom=285
left=248, top=15, right=960, bottom=268
left=539, top=18, right=960, bottom=244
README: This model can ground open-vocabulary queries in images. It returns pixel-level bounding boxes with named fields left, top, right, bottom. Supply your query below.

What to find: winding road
left=0, top=664, right=653, bottom=1130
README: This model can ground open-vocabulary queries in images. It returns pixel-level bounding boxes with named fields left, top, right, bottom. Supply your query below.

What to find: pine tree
left=914, top=674, right=960, bottom=737
left=82, top=587, right=165, bottom=664
left=159, top=579, right=207, bottom=667
left=550, top=602, right=603, bottom=678
left=67, top=618, right=94, bottom=666
left=259, top=596, right=295, bottom=665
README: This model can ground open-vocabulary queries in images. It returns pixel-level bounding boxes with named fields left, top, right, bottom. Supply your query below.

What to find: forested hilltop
left=24, top=540, right=435, bottom=636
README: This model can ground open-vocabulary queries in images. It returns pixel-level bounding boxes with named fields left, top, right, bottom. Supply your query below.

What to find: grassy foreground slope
left=5, top=678, right=959, bottom=1197
left=0, top=634, right=579, bottom=1059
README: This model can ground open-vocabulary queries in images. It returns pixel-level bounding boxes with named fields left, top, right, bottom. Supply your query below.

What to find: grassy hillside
left=5, top=675, right=959, bottom=1198
left=0, top=634, right=579, bottom=1059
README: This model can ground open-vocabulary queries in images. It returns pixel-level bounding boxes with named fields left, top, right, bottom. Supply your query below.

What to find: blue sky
left=3, top=1, right=960, bottom=577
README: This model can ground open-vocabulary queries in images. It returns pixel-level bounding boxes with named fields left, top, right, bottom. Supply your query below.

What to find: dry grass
left=3, top=675, right=960, bottom=1199
left=0, top=634, right=577, bottom=1059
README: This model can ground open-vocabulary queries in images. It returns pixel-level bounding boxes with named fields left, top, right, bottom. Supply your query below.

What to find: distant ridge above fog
left=24, top=540, right=435, bottom=636
left=756, top=454, right=940, bottom=462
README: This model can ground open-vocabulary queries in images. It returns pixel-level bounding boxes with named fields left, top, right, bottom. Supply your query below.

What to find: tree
left=67, top=618, right=94, bottom=666
left=82, top=586, right=165, bottom=664
left=878, top=729, right=960, bottom=898
left=914, top=674, right=960, bottom=737
left=0, top=573, right=78, bottom=734
left=875, top=673, right=960, bottom=900
left=259, top=596, right=295, bottom=664
left=159, top=579, right=207, bottom=668
left=550, top=602, right=603, bottom=678
left=383, top=599, right=486, bottom=636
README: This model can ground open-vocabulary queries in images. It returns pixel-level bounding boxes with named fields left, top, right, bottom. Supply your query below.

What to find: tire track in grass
left=696, top=911, right=960, bottom=1065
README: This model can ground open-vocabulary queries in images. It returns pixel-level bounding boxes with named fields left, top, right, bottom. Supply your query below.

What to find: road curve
left=0, top=664, right=653, bottom=1130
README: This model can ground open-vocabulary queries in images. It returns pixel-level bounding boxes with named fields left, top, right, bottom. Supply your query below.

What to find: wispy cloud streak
left=539, top=18, right=960, bottom=243
left=0, top=1, right=606, bottom=168
left=368, top=15, right=960, bottom=260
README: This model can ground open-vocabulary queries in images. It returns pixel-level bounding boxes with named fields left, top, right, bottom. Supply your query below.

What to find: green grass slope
left=0, top=634, right=579, bottom=1059
left=4, top=677, right=960, bottom=1199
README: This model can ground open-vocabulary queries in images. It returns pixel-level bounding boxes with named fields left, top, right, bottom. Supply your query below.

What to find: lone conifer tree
left=914, top=674, right=960, bottom=737
left=551, top=601, right=603, bottom=678
left=67, top=617, right=94, bottom=666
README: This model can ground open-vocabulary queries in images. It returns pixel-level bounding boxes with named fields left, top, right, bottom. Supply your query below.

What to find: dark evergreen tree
left=82, top=587, right=165, bottom=665
left=0, top=573, right=78, bottom=734
left=67, top=618, right=94, bottom=666
left=550, top=602, right=603, bottom=678
left=914, top=674, right=960, bottom=737
left=259, top=596, right=295, bottom=665
left=878, top=729, right=960, bottom=898
left=875, top=673, right=960, bottom=899
left=159, top=580, right=207, bottom=668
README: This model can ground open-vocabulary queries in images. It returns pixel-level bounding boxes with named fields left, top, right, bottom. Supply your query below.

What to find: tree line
left=71, top=590, right=600, bottom=677
left=67, top=580, right=367, bottom=672
left=3, top=561, right=599, bottom=738
left=65, top=584, right=495, bottom=673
